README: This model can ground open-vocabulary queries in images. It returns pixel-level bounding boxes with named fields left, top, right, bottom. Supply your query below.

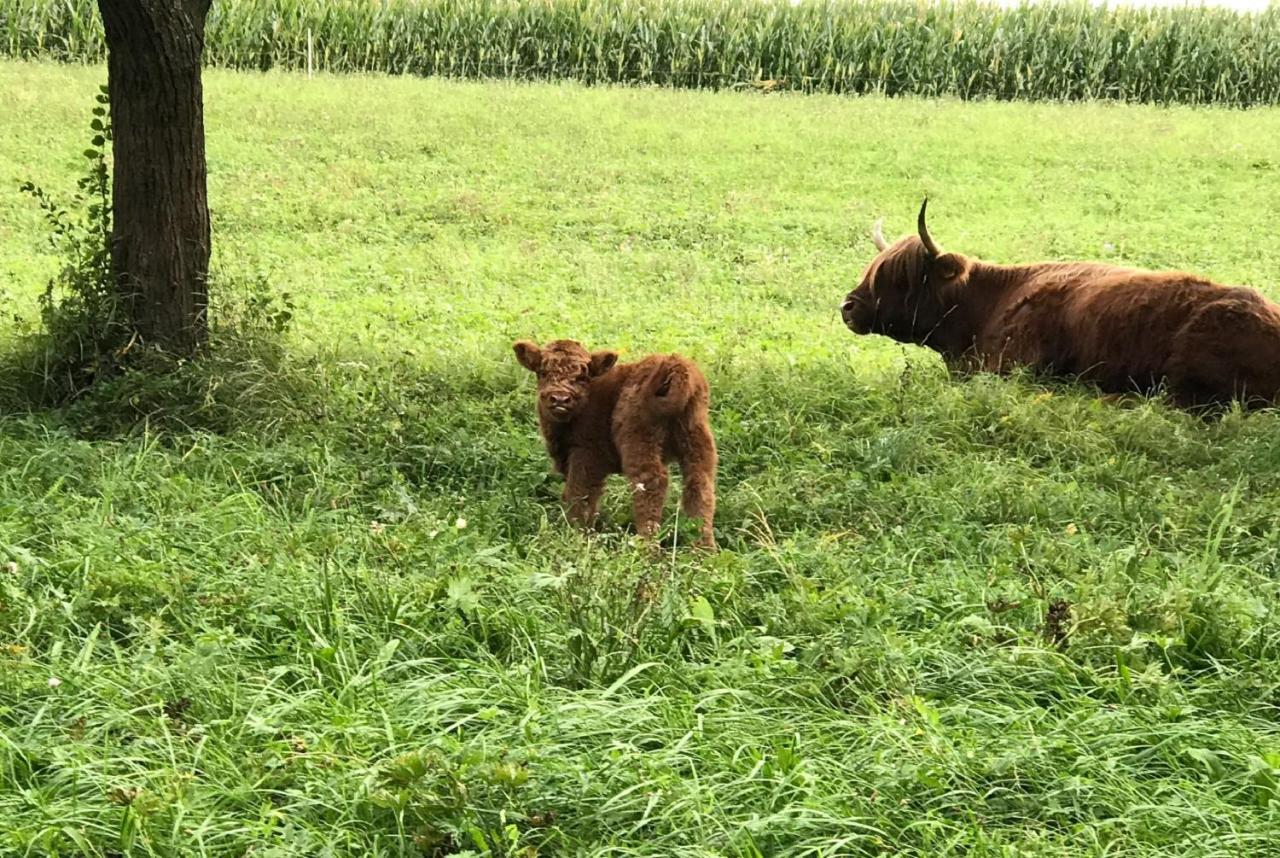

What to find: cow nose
left=550, top=393, right=570, bottom=406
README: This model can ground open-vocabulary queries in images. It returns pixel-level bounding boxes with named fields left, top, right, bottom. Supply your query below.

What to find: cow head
left=513, top=338, right=618, bottom=422
left=841, top=199, right=971, bottom=348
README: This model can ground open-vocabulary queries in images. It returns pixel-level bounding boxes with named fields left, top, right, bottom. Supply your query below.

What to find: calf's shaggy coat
left=514, top=339, right=718, bottom=548
left=842, top=200, right=1280, bottom=409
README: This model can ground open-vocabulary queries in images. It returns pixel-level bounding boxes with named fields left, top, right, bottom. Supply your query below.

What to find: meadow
left=2, top=59, right=1280, bottom=855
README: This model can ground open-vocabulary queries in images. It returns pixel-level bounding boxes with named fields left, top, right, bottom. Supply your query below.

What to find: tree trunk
left=97, top=0, right=212, bottom=355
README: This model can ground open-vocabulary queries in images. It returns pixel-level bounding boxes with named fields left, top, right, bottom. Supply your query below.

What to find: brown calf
left=513, top=339, right=718, bottom=548
left=841, top=200, right=1280, bottom=409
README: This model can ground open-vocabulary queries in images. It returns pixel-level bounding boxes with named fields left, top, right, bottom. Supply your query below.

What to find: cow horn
left=917, top=197, right=941, bottom=258
left=870, top=217, right=888, bottom=251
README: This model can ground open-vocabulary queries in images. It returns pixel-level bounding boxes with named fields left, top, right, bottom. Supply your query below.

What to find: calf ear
left=513, top=340, right=542, bottom=372
left=589, top=350, right=619, bottom=376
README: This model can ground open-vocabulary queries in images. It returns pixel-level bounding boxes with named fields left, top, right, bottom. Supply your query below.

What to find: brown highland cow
left=841, top=200, right=1280, bottom=409
left=513, top=339, right=717, bottom=548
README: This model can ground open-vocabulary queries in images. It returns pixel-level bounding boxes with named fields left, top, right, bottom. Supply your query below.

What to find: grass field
left=2, top=60, right=1280, bottom=856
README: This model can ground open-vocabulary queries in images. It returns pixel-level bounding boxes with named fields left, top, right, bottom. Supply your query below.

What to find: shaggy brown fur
left=841, top=200, right=1280, bottom=409
left=513, top=339, right=718, bottom=548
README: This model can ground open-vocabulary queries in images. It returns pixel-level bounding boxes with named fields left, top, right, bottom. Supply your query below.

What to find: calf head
left=841, top=199, right=972, bottom=348
left=513, top=338, right=618, bottom=422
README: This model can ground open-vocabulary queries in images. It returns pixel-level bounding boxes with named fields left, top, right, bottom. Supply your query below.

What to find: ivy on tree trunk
left=96, top=0, right=213, bottom=355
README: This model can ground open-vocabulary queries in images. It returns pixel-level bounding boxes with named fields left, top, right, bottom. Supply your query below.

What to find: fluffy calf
left=514, top=339, right=717, bottom=548
left=841, top=200, right=1280, bottom=409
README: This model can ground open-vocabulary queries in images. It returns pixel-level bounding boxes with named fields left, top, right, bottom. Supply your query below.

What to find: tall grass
left=3, top=0, right=1280, bottom=105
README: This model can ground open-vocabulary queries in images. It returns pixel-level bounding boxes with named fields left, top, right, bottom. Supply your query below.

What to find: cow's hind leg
left=678, top=418, right=718, bottom=550
left=1167, top=300, right=1280, bottom=413
left=620, top=443, right=669, bottom=542
left=1167, top=378, right=1229, bottom=416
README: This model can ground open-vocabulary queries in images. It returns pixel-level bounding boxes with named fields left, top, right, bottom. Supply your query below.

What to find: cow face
left=841, top=200, right=969, bottom=349
left=513, top=339, right=618, bottom=422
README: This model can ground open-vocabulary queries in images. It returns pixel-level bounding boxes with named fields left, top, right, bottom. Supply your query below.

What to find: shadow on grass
left=2, top=309, right=1275, bottom=535
left=0, top=281, right=324, bottom=440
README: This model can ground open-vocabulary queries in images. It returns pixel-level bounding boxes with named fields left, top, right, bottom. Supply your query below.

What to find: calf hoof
left=630, top=534, right=663, bottom=556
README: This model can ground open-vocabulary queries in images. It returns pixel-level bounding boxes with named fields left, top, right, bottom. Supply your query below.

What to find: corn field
left=3, top=0, right=1280, bottom=106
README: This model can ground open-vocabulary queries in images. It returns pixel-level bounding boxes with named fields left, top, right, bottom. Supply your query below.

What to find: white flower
left=369, top=520, right=385, bottom=535
left=47, top=677, right=62, bottom=689
left=455, top=517, right=467, bottom=529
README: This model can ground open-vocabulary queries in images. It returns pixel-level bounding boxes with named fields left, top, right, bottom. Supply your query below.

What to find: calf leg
left=678, top=420, right=718, bottom=550
left=621, top=444, right=669, bottom=541
left=563, top=452, right=608, bottom=530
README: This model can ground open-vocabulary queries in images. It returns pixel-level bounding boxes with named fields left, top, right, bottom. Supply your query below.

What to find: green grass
left=5, top=0, right=1280, bottom=106
left=3, top=59, right=1280, bottom=856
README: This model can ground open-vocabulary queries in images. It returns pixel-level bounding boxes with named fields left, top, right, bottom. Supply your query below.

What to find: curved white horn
left=871, top=217, right=888, bottom=251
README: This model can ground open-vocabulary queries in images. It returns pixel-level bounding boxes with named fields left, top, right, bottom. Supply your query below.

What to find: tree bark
left=97, top=0, right=212, bottom=354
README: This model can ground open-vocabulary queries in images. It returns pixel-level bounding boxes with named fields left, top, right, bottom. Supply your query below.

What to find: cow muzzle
left=542, top=391, right=580, bottom=422
left=841, top=293, right=872, bottom=334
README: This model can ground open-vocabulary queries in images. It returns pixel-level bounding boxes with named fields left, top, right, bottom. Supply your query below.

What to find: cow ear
left=589, top=350, right=618, bottom=376
left=932, top=253, right=966, bottom=283
left=513, top=340, right=542, bottom=372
